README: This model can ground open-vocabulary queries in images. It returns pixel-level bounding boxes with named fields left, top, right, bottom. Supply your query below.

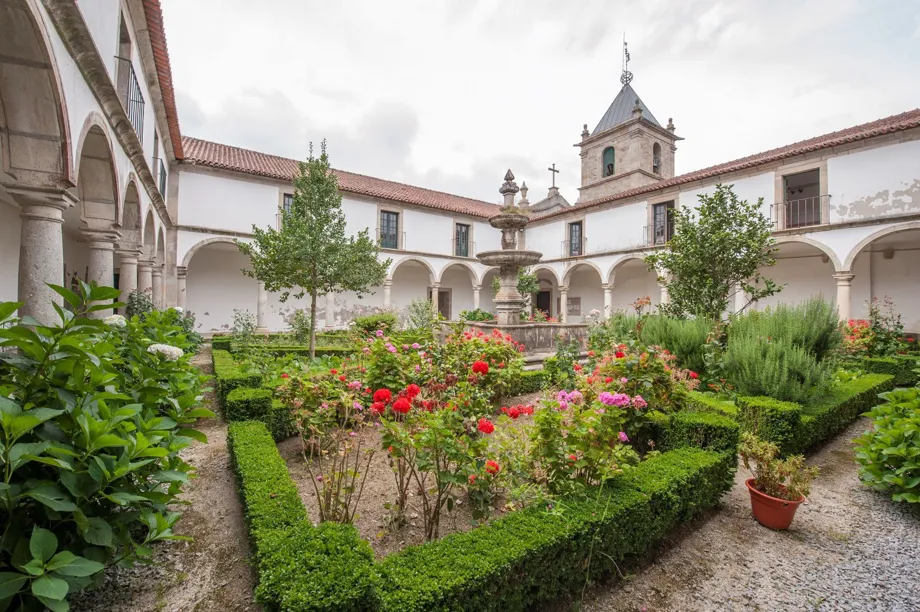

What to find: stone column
left=659, top=282, right=670, bottom=305
left=383, top=280, right=392, bottom=308
left=602, top=283, right=613, bottom=318
left=834, top=273, right=855, bottom=321
left=83, top=229, right=121, bottom=318
left=560, top=286, right=569, bottom=323
left=138, top=260, right=154, bottom=299
left=116, top=248, right=141, bottom=315
left=257, top=281, right=269, bottom=331
left=325, top=292, right=335, bottom=329
left=13, top=189, right=77, bottom=325
left=472, top=284, right=481, bottom=310
left=151, top=267, right=164, bottom=309
left=176, top=267, right=187, bottom=310
left=430, top=283, right=440, bottom=314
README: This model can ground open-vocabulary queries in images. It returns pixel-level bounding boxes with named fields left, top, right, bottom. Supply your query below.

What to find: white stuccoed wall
left=679, top=173, right=775, bottom=220
left=829, top=140, right=920, bottom=222
left=178, top=171, right=277, bottom=235
left=585, top=202, right=650, bottom=252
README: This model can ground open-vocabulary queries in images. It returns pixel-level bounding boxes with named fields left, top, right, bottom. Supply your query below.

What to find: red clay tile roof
left=537, top=107, right=920, bottom=220
left=181, top=137, right=502, bottom=218
left=142, top=0, right=183, bottom=159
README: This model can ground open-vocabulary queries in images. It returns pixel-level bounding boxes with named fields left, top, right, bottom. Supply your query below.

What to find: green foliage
left=855, top=387, right=920, bottom=504
left=136, top=307, right=203, bottom=353
left=404, top=298, right=439, bottom=334
left=374, top=448, right=735, bottom=611
left=543, top=336, right=581, bottom=388
left=723, top=333, right=831, bottom=403
left=739, top=433, right=819, bottom=501
left=737, top=396, right=805, bottom=456
left=862, top=355, right=920, bottom=386
left=586, top=311, right=640, bottom=354
left=227, top=421, right=377, bottom=611
left=124, top=289, right=154, bottom=319
left=289, top=308, right=312, bottom=345
left=866, top=296, right=904, bottom=357
left=645, top=184, right=781, bottom=320
left=509, top=370, right=546, bottom=395
left=650, top=411, right=740, bottom=455
left=212, top=349, right=262, bottom=407
left=225, top=387, right=273, bottom=422
left=687, top=392, right=739, bottom=417
left=459, top=308, right=495, bottom=322
left=351, top=312, right=398, bottom=337
left=230, top=309, right=258, bottom=358
left=730, top=297, right=842, bottom=363
left=0, top=283, right=211, bottom=609
left=639, top=315, right=713, bottom=374
left=237, top=140, right=391, bottom=358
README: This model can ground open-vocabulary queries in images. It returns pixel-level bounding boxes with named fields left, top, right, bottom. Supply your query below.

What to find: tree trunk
left=309, top=291, right=317, bottom=359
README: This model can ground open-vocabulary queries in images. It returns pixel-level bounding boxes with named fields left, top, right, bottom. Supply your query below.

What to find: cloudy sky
left=161, top=0, right=920, bottom=204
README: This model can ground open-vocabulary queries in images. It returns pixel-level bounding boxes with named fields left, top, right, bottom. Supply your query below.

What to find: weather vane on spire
left=620, top=34, right=633, bottom=86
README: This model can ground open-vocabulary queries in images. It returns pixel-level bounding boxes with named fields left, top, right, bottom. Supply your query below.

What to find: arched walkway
left=534, top=266, right=561, bottom=319
left=609, top=257, right=659, bottom=313
left=753, top=241, right=837, bottom=312
left=186, top=239, right=258, bottom=333
left=389, top=258, right=436, bottom=315
left=563, top=262, right=604, bottom=323
left=438, top=262, right=477, bottom=320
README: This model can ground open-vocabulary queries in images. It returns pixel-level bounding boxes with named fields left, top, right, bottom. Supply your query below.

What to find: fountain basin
left=477, top=249, right=543, bottom=267
left=489, top=213, right=530, bottom=230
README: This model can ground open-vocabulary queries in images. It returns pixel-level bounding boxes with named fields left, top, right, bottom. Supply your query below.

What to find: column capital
left=431, top=282, right=441, bottom=289
left=151, top=267, right=163, bottom=278
left=81, top=228, right=122, bottom=249
left=833, top=272, right=855, bottom=284
left=383, top=279, right=393, bottom=287
left=601, top=283, right=612, bottom=291
left=138, top=259, right=155, bottom=268
left=176, top=266, right=188, bottom=278
left=9, top=186, right=77, bottom=211
left=472, top=284, right=481, bottom=291
left=560, top=285, right=569, bottom=293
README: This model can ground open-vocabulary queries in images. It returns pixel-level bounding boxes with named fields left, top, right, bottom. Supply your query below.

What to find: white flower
left=104, top=314, right=127, bottom=328
left=147, top=343, right=184, bottom=361
left=589, top=309, right=601, bottom=316
left=172, top=306, right=184, bottom=314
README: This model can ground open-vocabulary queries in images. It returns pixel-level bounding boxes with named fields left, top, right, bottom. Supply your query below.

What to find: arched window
left=602, top=147, right=615, bottom=177
left=652, top=143, right=662, bottom=174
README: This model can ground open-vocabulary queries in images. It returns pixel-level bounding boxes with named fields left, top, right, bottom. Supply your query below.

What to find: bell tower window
left=602, top=147, right=615, bottom=177
left=652, top=143, right=662, bottom=174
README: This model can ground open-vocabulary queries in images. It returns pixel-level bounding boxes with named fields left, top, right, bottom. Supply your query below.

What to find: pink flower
left=375, top=330, right=384, bottom=337
left=618, top=431, right=629, bottom=442
left=412, top=342, right=421, bottom=349
left=620, top=377, right=628, bottom=384
left=632, top=395, right=647, bottom=409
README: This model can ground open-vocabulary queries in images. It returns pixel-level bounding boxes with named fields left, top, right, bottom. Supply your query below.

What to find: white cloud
left=162, top=0, right=920, bottom=204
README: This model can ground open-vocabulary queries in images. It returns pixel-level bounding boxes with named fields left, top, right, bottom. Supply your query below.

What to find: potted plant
left=739, top=433, right=819, bottom=530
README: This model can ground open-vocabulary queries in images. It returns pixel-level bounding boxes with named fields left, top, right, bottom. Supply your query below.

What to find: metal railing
left=561, top=236, right=588, bottom=257
left=115, top=56, right=145, bottom=138
left=452, top=239, right=476, bottom=258
left=155, top=158, right=167, bottom=195
left=770, top=195, right=828, bottom=229
left=376, top=227, right=405, bottom=250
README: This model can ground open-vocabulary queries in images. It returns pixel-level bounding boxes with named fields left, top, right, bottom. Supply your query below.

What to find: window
left=653, top=201, right=675, bottom=245
left=652, top=143, right=662, bottom=174
left=602, top=147, right=615, bottom=177
left=379, top=210, right=399, bottom=249
left=115, top=15, right=144, bottom=138
left=455, top=223, right=470, bottom=257
left=568, top=221, right=583, bottom=256
left=783, top=168, right=821, bottom=228
left=282, top=193, right=294, bottom=214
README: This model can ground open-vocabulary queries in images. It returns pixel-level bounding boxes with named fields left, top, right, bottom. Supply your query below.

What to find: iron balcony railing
left=376, top=227, right=405, bottom=250
left=770, top=195, right=829, bottom=230
left=452, top=239, right=476, bottom=258
left=155, top=158, right=167, bottom=195
left=561, top=236, right=588, bottom=257
left=115, top=56, right=145, bottom=139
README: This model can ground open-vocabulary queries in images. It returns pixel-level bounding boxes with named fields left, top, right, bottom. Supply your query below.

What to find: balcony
left=155, top=158, right=166, bottom=195
left=452, top=239, right=476, bottom=258
left=376, top=227, right=405, bottom=250
left=115, top=56, right=145, bottom=139
left=562, top=236, right=587, bottom=257
left=771, top=195, right=829, bottom=230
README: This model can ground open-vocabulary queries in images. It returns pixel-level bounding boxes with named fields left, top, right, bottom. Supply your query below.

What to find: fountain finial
left=499, top=169, right=519, bottom=208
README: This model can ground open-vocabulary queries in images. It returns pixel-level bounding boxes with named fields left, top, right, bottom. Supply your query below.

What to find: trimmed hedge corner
left=738, top=374, right=895, bottom=455
left=862, top=355, right=919, bottom=386
left=213, top=349, right=261, bottom=406
left=508, top=370, right=547, bottom=396
left=229, top=421, right=735, bottom=612
left=660, top=411, right=740, bottom=455
left=228, top=422, right=377, bottom=612
left=688, top=392, right=739, bottom=417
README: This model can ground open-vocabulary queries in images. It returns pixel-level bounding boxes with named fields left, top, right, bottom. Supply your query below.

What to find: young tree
left=645, top=184, right=781, bottom=320
left=237, top=141, right=390, bottom=357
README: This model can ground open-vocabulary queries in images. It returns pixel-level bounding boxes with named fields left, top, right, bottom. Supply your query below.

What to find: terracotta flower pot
left=745, top=478, right=805, bottom=530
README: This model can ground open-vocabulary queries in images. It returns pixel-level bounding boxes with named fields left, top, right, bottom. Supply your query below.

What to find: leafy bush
left=289, top=308, right=313, bottom=345
left=861, top=355, right=919, bottom=386
left=586, top=311, right=639, bottom=354
left=351, top=311, right=398, bottom=336
left=730, top=297, right=842, bottom=363
left=0, top=283, right=211, bottom=610
left=739, top=433, right=819, bottom=501
left=124, top=288, right=154, bottom=319
left=855, top=387, right=920, bottom=503
left=459, top=308, right=495, bottom=322
left=542, top=335, right=581, bottom=388
left=404, top=298, right=439, bottom=332
left=650, top=410, right=740, bottom=455
left=723, top=333, right=830, bottom=403
left=639, top=315, right=712, bottom=375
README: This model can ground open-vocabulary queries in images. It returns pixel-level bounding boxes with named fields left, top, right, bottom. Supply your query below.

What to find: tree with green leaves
left=645, top=184, right=781, bottom=320
left=237, top=141, right=390, bottom=357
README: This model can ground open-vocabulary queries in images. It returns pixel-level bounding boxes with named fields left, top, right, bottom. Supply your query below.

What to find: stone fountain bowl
left=489, top=212, right=530, bottom=231
left=477, top=249, right=543, bottom=267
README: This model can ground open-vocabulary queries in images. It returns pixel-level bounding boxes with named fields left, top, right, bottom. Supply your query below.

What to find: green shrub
left=862, top=355, right=919, bottom=386
left=0, top=284, right=211, bottom=609
left=855, top=386, right=920, bottom=503
left=723, top=334, right=830, bottom=403
left=226, top=387, right=273, bottom=421
left=687, top=392, right=739, bottom=417
left=227, top=421, right=377, bottom=611
left=459, top=308, right=495, bottom=322
left=737, top=396, right=803, bottom=456
left=509, top=370, right=546, bottom=395
left=374, top=448, right=734, bottom=611
left=640, top=315, right=712, bottom=374
left=352, top=312, right=398, bottom=336
left=730, top=297, right=842, bottom=362
left=659, top=411, right=740, bottom=455
left=212, top=349, right=261, bottom=407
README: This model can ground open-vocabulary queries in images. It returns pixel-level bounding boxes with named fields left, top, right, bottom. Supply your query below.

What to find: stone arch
left=74, top=113, right=119, bottom=227
left=120, top=177, right=142, bottom=247
left=156, top=228, right=165, bottom=266
left=388, top=256, right=436, bottom=283
left=562, top=260, right=604, bottom=287
left=0, top=0, right=74, bottom=189
left=607, top=253, right=650, bottom=284
left=530, top=264, right=562, bottom=287
left=181, top=236, right=242, bottom=268
left=142, top=209, right=156, bottom=259
left=437, top=261, right=479, bottom=285
left=774, top=235, right=844, bottom=272
left=843, top=220, right=920, bottom=271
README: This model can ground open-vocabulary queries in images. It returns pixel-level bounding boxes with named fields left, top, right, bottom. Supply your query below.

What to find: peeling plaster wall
left=829, top=140, right=920, bottom=223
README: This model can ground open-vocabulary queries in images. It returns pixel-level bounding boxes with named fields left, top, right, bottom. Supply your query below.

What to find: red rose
left=507, top=406, right=521, bottom=419
left=469, top=474, right=477, bottom=484
left=568, top=454, right=577, bottom=462
left=615, top=351, right=625, bottom=359
left=330, top=369, right=338, bottom=375
left=477, top=417, right=495, bottom=434
left=485, top=460, right=500, bottom=475
left=522, top=405, right=534, bottom=415
left=281, top=373, right=290, bottom=379
left=371, top=402, right=386, bottom=414
left=338, top=375, right=346, bottom=382
left=472, top=361, right=489, bottom=375
left=498, top=362, right=505, bottom=369
left=689, top=371, right=699, bottom=379
left=604, top=377, right=613, bottom=384
left=392, top=398, right=411, bottom=414
left=373, top=389, right=392, bottom=403
left=573, top=364, right=582, bottom=371
left=406, top=383, right=421, bottom=398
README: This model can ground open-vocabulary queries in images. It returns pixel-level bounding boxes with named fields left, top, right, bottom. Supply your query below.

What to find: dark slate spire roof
left=591, top=83, right=660, bottom=136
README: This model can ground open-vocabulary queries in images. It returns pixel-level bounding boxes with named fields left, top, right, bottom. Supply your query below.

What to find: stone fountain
left=476, top=170, right=543, bottom=325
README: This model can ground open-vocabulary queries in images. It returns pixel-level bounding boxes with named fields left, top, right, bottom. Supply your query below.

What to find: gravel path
left=580, top=417, right=920, bottom=612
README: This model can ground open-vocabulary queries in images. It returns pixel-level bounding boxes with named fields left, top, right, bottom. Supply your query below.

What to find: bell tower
left=576, top=40, right=682, bottom=202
